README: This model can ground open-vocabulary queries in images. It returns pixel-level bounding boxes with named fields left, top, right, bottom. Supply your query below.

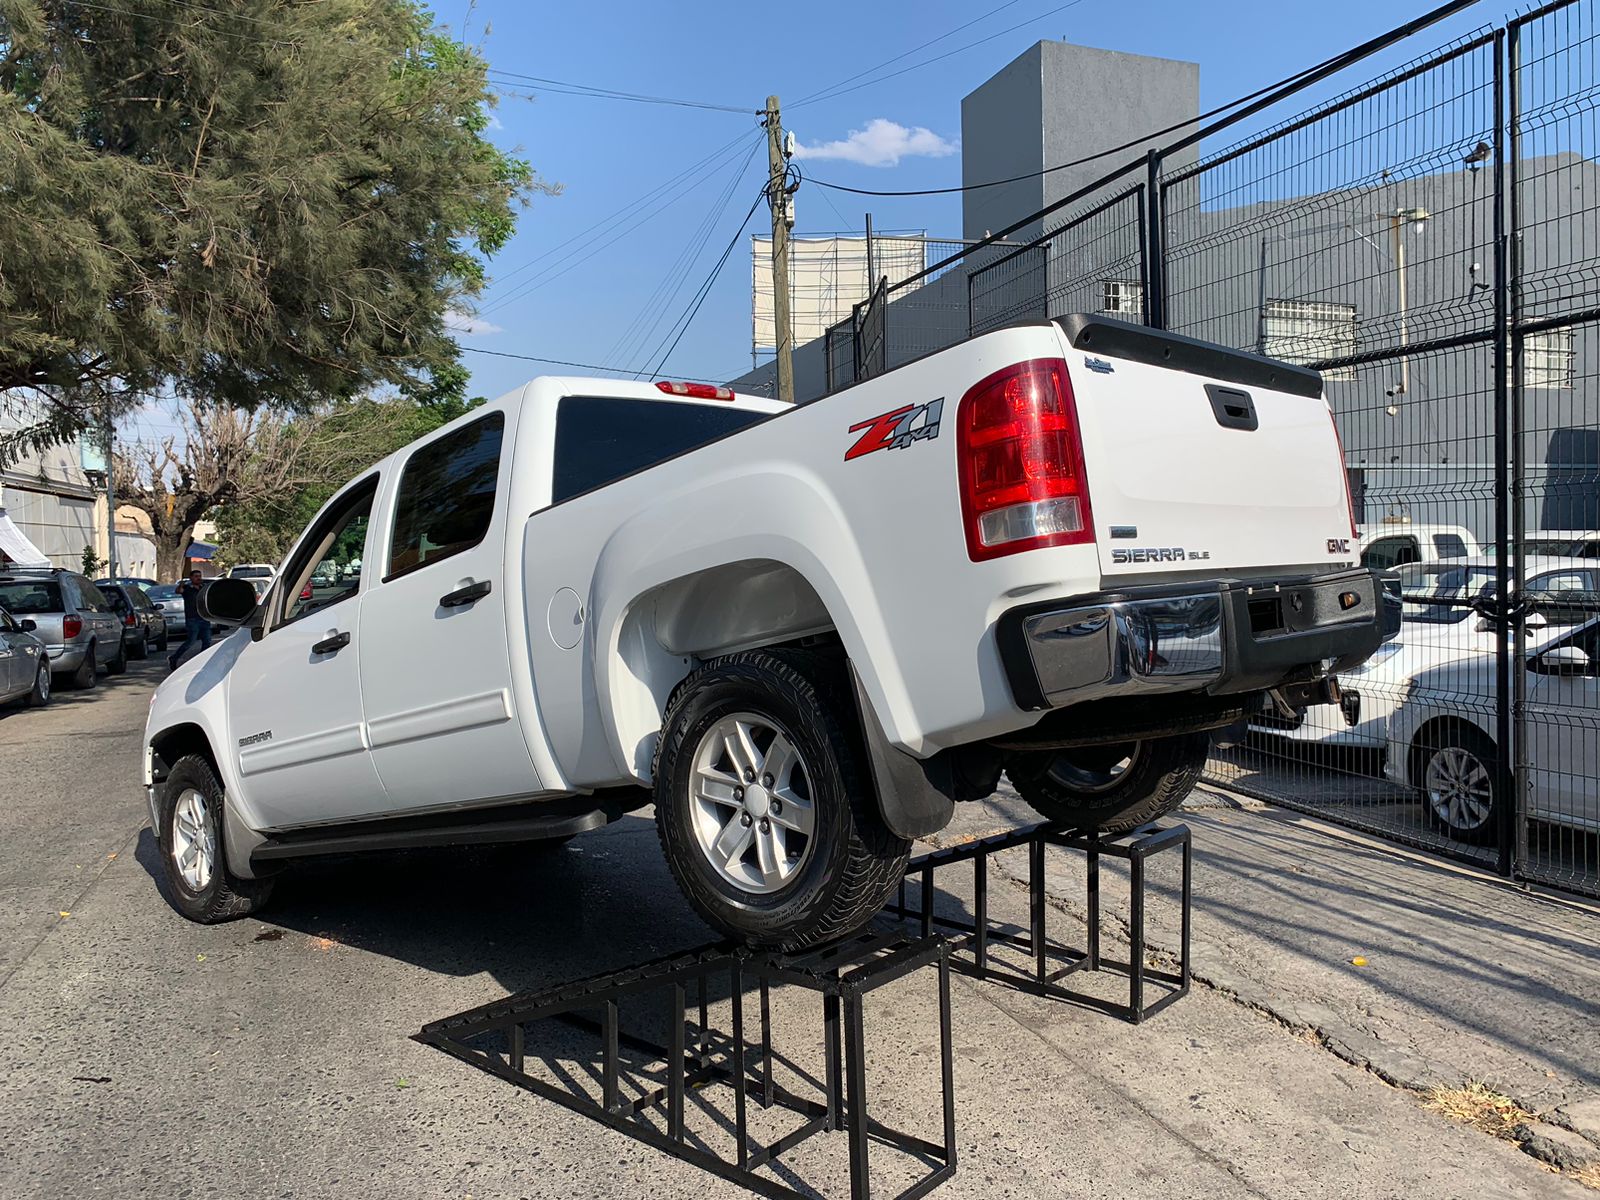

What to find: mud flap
left=848, top=663, right=955, bottom=840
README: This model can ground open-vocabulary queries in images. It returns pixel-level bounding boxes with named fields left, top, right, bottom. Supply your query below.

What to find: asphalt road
left=1, top=662, right=1593, bottom=1198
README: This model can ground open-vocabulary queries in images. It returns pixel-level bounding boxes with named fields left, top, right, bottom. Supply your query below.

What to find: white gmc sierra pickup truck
left=145, top=315, right=1389, bottom=946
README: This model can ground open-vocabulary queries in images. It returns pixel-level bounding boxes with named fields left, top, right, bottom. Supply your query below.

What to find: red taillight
left=655, top=381, right=734, bottom=401
left=956, top=358, right=1094, bottom=561
left=300, top=583, right=313, bottom=601
left=125, top=613, right=138, bottom=627
left=63, top=615, right=82, bottom=638
left=1329, top=407, right=1358, bottom=540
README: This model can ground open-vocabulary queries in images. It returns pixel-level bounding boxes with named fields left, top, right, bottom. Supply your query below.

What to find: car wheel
left=1006, top=732, right=1210, bottom=833
left=70, top=643, right=97, bottom=690
left=1415, top=725, right=1500, bottom=845
left=106, top=634, right=127, bottom=675
left=129, top=629, right=149, bottom=661
left=158, top=627, right=170, bottom=651
left=654, top=649, right=911, bottom=949
left=156, top=755, right=273, bottom=923
left=24, top=658, right=50, bottom=708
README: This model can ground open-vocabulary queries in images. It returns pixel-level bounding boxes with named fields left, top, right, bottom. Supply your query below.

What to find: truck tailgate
left=1062, top=323, right=1353, bottom=578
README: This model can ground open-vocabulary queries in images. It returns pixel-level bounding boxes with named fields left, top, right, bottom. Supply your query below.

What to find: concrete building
left=729, top=39, right=1600, bottom=541
left=0, top=397, right=99, bottom=569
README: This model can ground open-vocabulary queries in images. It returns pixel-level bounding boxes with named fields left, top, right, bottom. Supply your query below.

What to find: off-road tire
left=156, top=754, right=273, bottom=923
left=106, top=635, right=127, bottom=675
left=654, top=649, right=910, bottom=949
left=1007, top=731, right=1210, bottom=833
left=68, top=643, right=97, bottom=689
left=24, top=659, right=50, bottom=707
left=1412, top=723, right=1501, bottom=846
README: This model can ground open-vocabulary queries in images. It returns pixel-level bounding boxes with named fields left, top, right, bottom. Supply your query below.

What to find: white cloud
left=443, top=307, right=503, bottom=336
left=792, top=119, right=958, bottom=168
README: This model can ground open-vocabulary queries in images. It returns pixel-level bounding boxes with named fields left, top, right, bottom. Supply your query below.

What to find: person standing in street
left=168, top=569, right=213, bottom=671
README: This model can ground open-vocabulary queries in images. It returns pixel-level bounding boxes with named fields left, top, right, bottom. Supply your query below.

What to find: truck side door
left=358, top=410, right=545, bottom=810
left=224, top=475, right=388, bottom=828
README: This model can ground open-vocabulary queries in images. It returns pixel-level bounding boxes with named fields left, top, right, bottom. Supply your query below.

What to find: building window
left=1262, top=299, right=1357, bottom=381
left=1523, top=327, right=1575, bottom=389
left=1101, top=279, right=1144, bottom=318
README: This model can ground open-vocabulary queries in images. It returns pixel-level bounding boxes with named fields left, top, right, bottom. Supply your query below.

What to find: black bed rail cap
left=1055, top=313, right=1325, bottom=400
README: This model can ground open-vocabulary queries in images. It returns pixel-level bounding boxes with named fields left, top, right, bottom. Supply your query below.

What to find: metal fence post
left=1506, top=18, right=1530, bottom=881
left=1145, top=149, right=1166, bottom=329
left=1491, top=26, right=1516, bottom=879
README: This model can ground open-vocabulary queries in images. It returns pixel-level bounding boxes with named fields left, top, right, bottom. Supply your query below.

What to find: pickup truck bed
left=144, top=315, right=1388, bottom=947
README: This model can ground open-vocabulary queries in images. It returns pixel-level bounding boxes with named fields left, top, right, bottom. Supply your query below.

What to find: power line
left=790, top=0, right=1033, bottom=107
left=792, top=0, right=1091, bottom=110
left=459, top=345, right=728, bottom=384
left=481, top=131, right=763, bottom=314
left=645, top=188, right=770, bottom=379
left=800, top=19, right=1441, bottom=199
left=486, top=69, right=751, bottom=114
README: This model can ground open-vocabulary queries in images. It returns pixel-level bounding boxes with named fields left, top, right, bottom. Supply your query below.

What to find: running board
left=250, top=806, right=612, bottom=862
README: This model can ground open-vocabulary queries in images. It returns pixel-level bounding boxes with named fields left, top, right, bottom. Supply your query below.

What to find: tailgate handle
left=1205, top=384, right=1259, bottom=432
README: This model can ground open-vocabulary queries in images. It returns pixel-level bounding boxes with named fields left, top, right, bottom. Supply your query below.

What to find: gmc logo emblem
left=1327, top=538, right=1352, bottom=554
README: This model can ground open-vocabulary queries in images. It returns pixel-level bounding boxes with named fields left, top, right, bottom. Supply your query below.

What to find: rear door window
left=551, top=397, right=770, bottom=504
left=387, top=413, right=504, bottom=579
left=0, top=581, right=62, bottom=614
left=1433, top=533, right=1469, bottom=558
left=1361, top=536, right=1421, bottom=569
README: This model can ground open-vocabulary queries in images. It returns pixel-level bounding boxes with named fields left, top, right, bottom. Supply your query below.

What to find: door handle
left=311, top=631, right=350, bottom=655
left=440, top=580, right=492, bottom=608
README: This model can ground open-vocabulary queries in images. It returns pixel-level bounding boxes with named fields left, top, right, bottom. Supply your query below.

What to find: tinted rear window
left=1433, top=533, right=1469, bottom=557
left=230, top=566, right=273, bottom=578
left=552, top=397, right=770, bottom=505
left=147, top=585, right=178, bottom=601
left=0, top=580, right=63, bottom=614
left=388, top=412, right=504, bottom=578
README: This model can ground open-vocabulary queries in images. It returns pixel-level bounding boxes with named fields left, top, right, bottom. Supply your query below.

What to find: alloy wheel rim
left=1424, top=746, right=1493, bottom=830
left=689, top=712, right=816, bottom=895
left=171, top=788, right=216, bottom=891
left=37, top=664, right=48, bottom=701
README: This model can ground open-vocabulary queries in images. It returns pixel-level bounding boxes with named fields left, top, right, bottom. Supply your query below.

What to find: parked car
left=0, top=567, right=124, bottom=688
left=145, top=584, right=188, bottom=637
left=224, top=564, right=276, bottom=602
left=1252, top=555, right=1600, bottom=749
left=144, top=316, right=1390, bottom=946
left=1386, top=616, right=1600, bottom=841
left=0, top=604, right=51, bottom=707
left=97, top=581, right=168, bottom=659
left=96, top=576, right=159, bottom=590
left=1357, top=521, right=1480, bottom=569
left=1524, top=530, right=1600, bottom=558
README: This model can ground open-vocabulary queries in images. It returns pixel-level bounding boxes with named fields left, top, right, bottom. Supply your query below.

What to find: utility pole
left=765, top=95, right=795, bottom=405
left=103, top=402, right=118, bottom=578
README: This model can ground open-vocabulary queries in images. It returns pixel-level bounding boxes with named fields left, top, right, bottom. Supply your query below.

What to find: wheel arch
left=1407, top=711, right=1497, bottom=788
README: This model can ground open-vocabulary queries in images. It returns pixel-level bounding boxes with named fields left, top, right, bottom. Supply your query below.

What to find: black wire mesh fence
left=825, top=0, right=1600, bottom=898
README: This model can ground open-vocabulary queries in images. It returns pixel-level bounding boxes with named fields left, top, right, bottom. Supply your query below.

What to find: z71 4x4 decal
left=844, top=398, right=944, bottom=461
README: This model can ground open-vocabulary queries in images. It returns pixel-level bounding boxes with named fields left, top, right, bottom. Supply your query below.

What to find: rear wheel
left=1414, top=725, right=1500, bottom=844
left=654, top=649, right=910, bottom=949
left=129, top=629, right=149, bottom=661
left=1007, top=732, right=1210, bottom=833
left=69, top=644, right=97, bottom=690
left=156, top=755, right=273, bottom=923
left=106, top=635, right=127, bottom=675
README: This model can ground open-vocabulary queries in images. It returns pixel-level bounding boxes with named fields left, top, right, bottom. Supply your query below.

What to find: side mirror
left=1524, top=610, right=1549, bottom=631
left=197, top=577, right=258, bottom=627
left=1533, top=644, right=1592, bottom=676
left=20, top=619, right=36, bottom=632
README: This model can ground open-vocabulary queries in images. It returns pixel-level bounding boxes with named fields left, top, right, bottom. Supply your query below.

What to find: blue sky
left=455, top=0, right=1505, bottom=400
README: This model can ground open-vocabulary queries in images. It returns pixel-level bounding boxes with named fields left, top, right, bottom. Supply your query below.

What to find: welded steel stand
left=416, top=930, right=956, bottom=1200
left=887, top=822, right=1191, bottom=1024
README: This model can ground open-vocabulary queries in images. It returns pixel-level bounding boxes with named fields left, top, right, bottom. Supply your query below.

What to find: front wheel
left=24, top=659, right=50, bottom=707
left=1006, top=732, right=1210, bottom=833
left=654, top=650, right=910, bottom=949
left=156, top=755, right=273, bottom=923
left=1414, top=725, right=1500, bottom=844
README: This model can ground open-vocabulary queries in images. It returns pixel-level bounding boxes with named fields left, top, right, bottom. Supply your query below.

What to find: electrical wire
left=792, top=0, right=1091, bottom=110
left=481, top=130, right=763, bottom=314
left=459, top=345, right=728, bottom=384
left=609, top=139, right=766, bottom=374
left=800, top=28, right=1437, bottom=198
left=643, top=188, right=770, bottom=379
left=486, top=69, right=751, bottom=114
